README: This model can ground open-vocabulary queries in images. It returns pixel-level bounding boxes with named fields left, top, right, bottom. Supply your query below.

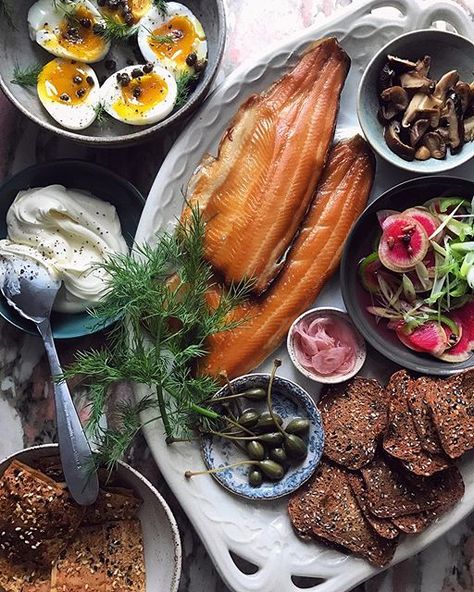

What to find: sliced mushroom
left=423, top=132, right=447, bottom=159
left=415, top=145, right=431, bottom=161
left=454, top=81, right=471, bottom=114
left=410, top=118, right=430, bottom=147
left=435, top=126, right=450, bottom=141
left=433, top=70, right=460, bottom=102
left=464, top=116, right=474, bottom=142
left=399, top=70, right=435, bottom=93
left=385, top=120, right=416, bottom=161
left=445, top=91, right=465, bottom=154
left=387, top=55, right=417, bottom=72
left=379, top=86, right=409, bottom=120
left=414, top=56, right=431, bottom=77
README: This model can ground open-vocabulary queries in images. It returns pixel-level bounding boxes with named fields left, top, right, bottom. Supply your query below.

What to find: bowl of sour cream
left=287, top=307, right=367, bottom=384
left=0, top=160, right=144, bottom=338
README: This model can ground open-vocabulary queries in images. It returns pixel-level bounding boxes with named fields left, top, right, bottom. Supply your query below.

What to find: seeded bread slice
left=318, top=377, right=389, bottom=470
left=0, top=553, right=49, bottom=592
left=288, top=461, right=398, bottom=566
left=104, top=520, right=146, bottom=592
left=84, top=488, right=142, bottom=526
left=0, top=461, right=84, bottom=567
left=406, top=377, right=444, bottom=455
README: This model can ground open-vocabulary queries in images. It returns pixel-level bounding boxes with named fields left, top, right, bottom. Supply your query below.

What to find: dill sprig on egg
left=93, top=103, right=109, bottom=126
left=145, top=26, right=175, bottom=45
left=11, top=63, right=43, bottom=87
left=60, top=208, right=251, bottom=468
left=0, top=0, right=16, bottom=30
left=153, top=0, right=169, bottom=17
left=96, top=14, right=140, bottom=42
left=175, top=69, right=199, bottom=109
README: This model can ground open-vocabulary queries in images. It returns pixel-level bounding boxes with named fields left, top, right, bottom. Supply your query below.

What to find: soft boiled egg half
left=101, top=64, right=177, bottom=125
left=37, top=59, right=100, bottom=130
left=28, top=0, right=110, bottom=63
left=137, top=2, right=207, bottom=74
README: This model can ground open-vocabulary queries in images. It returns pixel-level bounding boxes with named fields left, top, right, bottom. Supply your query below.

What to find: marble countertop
left=1, top=0, right=474, bottom=591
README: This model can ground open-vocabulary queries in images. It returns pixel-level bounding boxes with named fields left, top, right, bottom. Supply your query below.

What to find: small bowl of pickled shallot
left=287, top=307, right=366, bottom=384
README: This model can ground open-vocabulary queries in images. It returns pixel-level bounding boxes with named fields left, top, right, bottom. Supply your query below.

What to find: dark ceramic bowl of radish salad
left=341, top=176, right=474, bottom=376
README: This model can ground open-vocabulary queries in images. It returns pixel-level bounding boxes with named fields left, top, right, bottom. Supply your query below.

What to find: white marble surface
left=0, top=0, right=474, bottom=591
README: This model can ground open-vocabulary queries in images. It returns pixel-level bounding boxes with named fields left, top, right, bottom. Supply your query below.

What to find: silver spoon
left=0, top=254, right=99, bottom=505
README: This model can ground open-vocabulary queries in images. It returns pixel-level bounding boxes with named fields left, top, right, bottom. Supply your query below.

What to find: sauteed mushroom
left=385, top=120, right=415, bottom=161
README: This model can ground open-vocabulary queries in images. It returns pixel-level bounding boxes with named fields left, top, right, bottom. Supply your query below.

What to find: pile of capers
left=206, top=361, right=310, bottom=488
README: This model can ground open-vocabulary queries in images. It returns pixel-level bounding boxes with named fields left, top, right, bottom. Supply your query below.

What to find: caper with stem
left=249, top=468, right=263, bottom=487
left=247, top=440, right=265, bottom=461
left=185, top=459, right=285, bottom=481
left=238, top=409, right=260, bottom=429
left=256, top=411, right=283, bottom=431
left=269, top=447, right=287, bottom=463
left=285, top=418, right=310, bottom=435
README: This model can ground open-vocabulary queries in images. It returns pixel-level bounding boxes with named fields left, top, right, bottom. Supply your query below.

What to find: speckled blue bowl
left=201, top=374, right=324, bottom=501
left=0, top=160, right=144, bottom=339
left=358, top=29, right=474, bottom=174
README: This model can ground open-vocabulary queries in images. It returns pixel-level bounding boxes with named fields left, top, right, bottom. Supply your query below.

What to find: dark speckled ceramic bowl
left=340, top=176, right=474, bottom=376
left=0, top=0, right=226, bottom=146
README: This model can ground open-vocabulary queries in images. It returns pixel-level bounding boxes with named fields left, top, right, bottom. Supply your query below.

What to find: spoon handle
left=38, top=319, right=99, bottom=506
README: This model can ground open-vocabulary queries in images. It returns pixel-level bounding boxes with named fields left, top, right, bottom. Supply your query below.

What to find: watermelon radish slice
left=377, top=209, right=400, bottom=229
left=436, top=317, right=471, bottom=362
left=378, top=214, right=429, bottom=273
left=396, top=321, right=448, bottom=356
left=403, top=207, right=442, bottom=242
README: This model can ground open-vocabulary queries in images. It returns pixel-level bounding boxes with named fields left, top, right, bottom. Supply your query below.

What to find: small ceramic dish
left=340, top=175, right=474, bottom=376
left=0, top=0, right=226, bottom=147
left=200, top=373, right=324, bottom=501
left=287, top=307, right=366, bottom=384
left=358, top=29, right=474, bottom=174
left=0, top=443, right=182, bottom=592
left=0, top=160, right=144, bottom=339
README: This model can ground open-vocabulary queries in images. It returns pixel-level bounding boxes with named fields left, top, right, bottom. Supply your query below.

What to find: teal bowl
left=357, top=29, right=474, bottom=174
left=0, top=160, right=144, bottom=339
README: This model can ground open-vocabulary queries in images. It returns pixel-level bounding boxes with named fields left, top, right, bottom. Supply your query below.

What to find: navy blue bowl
left=0, top=160, right=144, bottom=339
left=340, top=176, right=474, bottom=376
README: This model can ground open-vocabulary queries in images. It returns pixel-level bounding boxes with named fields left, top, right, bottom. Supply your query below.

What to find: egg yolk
left=54, top=6, right=106, bottom=61
left=100, top=0, right=152, bottom=24
left=38, top=60, right=94, bottom=105
left=149, top=15, right=201, bottom=66
left=113, top=73, right=169, bottom=119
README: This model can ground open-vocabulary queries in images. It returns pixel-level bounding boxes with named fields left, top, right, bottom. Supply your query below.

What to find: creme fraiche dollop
left=0, top=185, right=128, bottom=313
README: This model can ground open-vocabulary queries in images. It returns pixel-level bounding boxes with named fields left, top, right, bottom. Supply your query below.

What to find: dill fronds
left=96, top=14, right=139, bottom=42
left=153, top=0, right=168, bottom=17
left=62, top=208, right=251, bottom=467
left=11, top=63, right=43, bottom=87
left=175, top=69, right=199, bottom=109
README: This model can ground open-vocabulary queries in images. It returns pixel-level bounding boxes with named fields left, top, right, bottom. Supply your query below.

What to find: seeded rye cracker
left=361, top=455, right=463, bottom=518
left=347, top=472, right=400, bottom=539
left=426, top=370, right=474, bottom=459
left=318, top=377, right=389, bottom=470
left=383, top=371, right=450, bottom=476
left=84, top=487, right=142, bottom=525
left=288, top=461, right=397, bottom=566
left=0, top=461, right=84, bottom=566
left=0, top=553, right=49, bottom=592
left=407, top=377, right=445, bottom=455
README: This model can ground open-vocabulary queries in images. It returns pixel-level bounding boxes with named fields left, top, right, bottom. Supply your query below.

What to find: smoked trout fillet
left=183, top=37, right=351, bottom=295
left=200, top=136, right=375, bottom=379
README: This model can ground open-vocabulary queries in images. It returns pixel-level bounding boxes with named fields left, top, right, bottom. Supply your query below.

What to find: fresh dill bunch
left=97, top=14, right=139, bottom=42
left=175, top=70, right=199, bottom=109
left=63, top=208, right=251, bottom=466
left=0, top=0, right=16, bottom=30
left=11, top=63, right=43, bottom=87
left=153, top=0, right=168, bottom=17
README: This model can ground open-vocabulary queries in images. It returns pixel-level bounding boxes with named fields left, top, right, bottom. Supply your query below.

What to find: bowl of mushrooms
left=358, top=29, right=474, bottom=173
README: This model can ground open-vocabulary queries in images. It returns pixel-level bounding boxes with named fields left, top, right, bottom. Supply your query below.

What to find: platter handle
left=407, top=0, right=474, bottom=37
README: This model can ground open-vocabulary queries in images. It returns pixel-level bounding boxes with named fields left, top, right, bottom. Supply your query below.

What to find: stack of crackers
left=288, top=369, right=474, bottom=566
left=0, top=457, right=146, bottom=592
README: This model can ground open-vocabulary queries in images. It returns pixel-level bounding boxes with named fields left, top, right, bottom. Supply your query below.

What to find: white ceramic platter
left=134, top=1, right=474, bottom=591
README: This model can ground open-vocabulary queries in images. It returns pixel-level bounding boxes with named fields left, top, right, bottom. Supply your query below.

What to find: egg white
left=100, top=64, right=177, bottom=126
left=28, top=0, right=110, bottom=63
left=137, top=2, right=207, bottom=74
left=37, top=59, right=101, bottom=130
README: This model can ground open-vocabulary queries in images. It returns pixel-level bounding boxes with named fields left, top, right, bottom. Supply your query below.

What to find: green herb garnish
left=11, top=63, right=43, bottom=87
left=175, top=69, right=199, bottom=109
left=0, top=0, right=16, bottom=31
left=62, top=209, right=250, bottom=468
left=93, top=103, right=109, bottom=126
left=97, top=14, right=139, bottom=41
left=145, top=26, right=175, bottom=45
left=153, top=0, right=169, bottom=17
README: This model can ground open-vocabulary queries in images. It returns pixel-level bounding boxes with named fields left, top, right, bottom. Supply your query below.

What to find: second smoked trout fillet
left=200, top=136, right=375, bottom=379
left=183, top=37, right=351, bottom=295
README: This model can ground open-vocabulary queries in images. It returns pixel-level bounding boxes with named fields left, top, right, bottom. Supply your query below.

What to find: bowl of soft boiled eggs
left=0, top=0, right=226, bottom=145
